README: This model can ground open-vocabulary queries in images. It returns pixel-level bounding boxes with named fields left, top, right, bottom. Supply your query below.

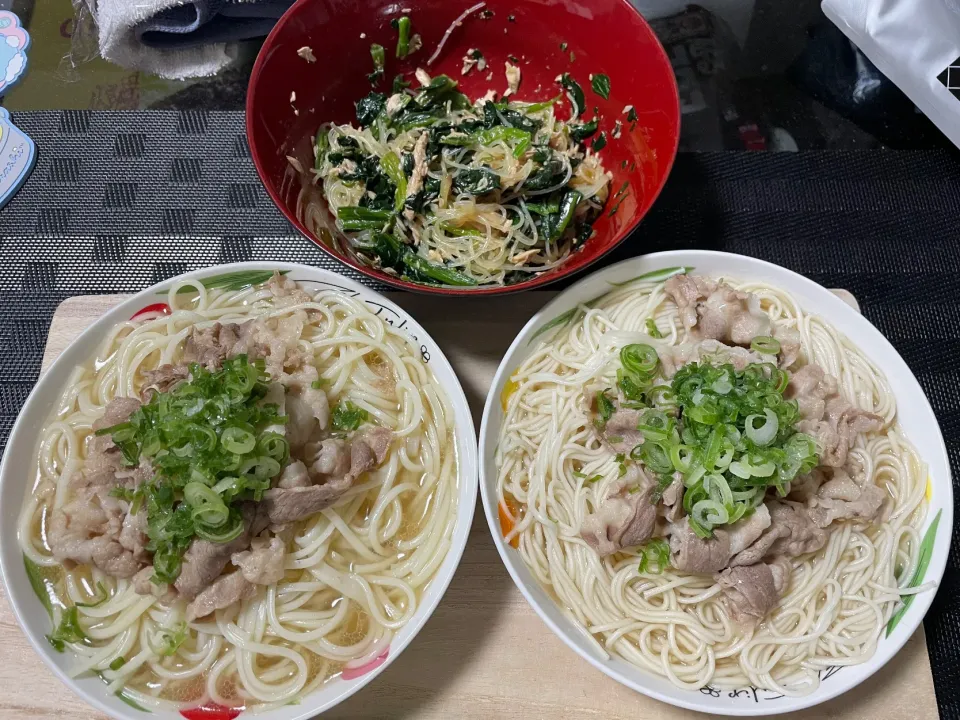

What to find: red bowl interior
left=247, top=0, right=680, bottom=295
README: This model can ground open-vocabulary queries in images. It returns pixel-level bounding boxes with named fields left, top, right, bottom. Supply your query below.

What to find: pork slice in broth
left=807, top=466, right=885, bottom=528
left=715, top=556, right=791, bottom=625
left=264, top=426, right=393, bottom=524
left=232, top=536, right=286, bottom=585
left=730, top=500, right=827, bottom=567
left=174, top=504, right=257, bottom=601
left=580, top=466, right=657, bottom=557
left=186, top=570, right=255, bottom=622
left=47, top=398, right=147, bottom=578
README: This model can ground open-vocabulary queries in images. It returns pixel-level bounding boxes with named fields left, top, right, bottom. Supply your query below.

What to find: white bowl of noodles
left=478, top=250, right=951, bottom=716
left=0, top=262, right=477, bottom=720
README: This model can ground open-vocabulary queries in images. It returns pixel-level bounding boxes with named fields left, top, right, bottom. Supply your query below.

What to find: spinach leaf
left=391, top=16, right=412, bottom=58
left=394, top=111, right=440, bottom=131
left=481, top=101, right=499, bottom=128
left=392, top=74, right=411, bottom=93
left=569, top=117, right=598, bottom=142
left=404, top=254, right=478, bottom=286
left=559, top=73, right=586, bottom=117
left=359, top=233, right=477, bottom=286
left=338, top=155, right=377, bottom=183
left=548, top=189, right=582, bottom=240
left=519, top=94, right=562, bottom=113
left=405, top=176, right=441, bottom=213
left=380, top=152, right=407, bottom=211
left=327, top=137, right=363, bottom=166
left=355, top=91, right=386, bottom=127
left=453, top=167, right=501, bottom=195
left=441, top=222, right=484, bottom=236
left=359, top=179, right=396, bottom=211
left=314, top=126, right=330, bottom=170
left=338, top=206, right=393, bottom=231
left=576, top=218, right=595, bottom=244
left=426, top=122, right=457, bottom=155
left=496, top=106, right=541, bottom=134
left=368, top=44, right=385, bottom=85
left=591, top=73, right=611, bottom=99
left=525, top=198, right=560, bottom=216
left=413, top=75, right=460, bottom=109
left=504, top=270, right=530, bottom=285
left=361, top=232, right=406, bottom=268
left=524, top=149, right=566, bottom=190
left=592, top=132, right=607, bottom=151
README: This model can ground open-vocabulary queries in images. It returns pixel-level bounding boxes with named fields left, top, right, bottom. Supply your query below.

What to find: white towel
left=81, top=0, right=291, bottom=80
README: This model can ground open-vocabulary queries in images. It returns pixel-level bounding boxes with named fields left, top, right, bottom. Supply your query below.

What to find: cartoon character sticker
left=0, top=12, right=33, bottom=210
left=0, top=11, right=29, bottom=94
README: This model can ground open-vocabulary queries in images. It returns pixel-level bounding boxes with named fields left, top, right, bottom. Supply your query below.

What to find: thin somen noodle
left=495, top=273, right=927, bottom=695
left=19, top=276, right=458, bottom=711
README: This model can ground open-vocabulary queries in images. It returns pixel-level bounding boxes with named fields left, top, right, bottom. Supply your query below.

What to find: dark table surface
left=0, top=0, right=954, bottom=151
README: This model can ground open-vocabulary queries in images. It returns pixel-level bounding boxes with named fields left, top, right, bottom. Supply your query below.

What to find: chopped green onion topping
left=97, top=355, right=289, bottom=585
left=331, top=400, right=369, bottom=432
left=638, top=538, right=670, bottom=573
left=47, top=607, right=85, bottom=652
left=76, top=581, right=109, bottom=608
left=157, top=622, right=187, bottom=657
left=750, top=336, right=781, bottom=355
left=595, top=355, right=818, bottom=538
left=621, top=343, right=659, bottom=377
left=595, top=390, right=616, bottom=425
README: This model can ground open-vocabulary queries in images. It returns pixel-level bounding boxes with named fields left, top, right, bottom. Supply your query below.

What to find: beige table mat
left=0, top=293, right=938, bottom=720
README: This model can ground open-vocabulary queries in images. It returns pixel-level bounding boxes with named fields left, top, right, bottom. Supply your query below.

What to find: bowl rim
left=477, top=248, right=953, bottom=716
left=0, top=261, right=479, bottom=720
left=245, top=0, right=681, bottom=296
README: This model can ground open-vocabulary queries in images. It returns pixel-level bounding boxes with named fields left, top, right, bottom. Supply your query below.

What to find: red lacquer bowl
left=246, top=0, right=680, bottom=295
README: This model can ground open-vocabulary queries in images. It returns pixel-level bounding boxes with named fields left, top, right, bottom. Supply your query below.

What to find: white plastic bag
left=822, top=0, right=960, bottom=147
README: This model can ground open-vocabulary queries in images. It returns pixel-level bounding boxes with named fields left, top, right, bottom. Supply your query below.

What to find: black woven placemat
left=2, top=110, right=959, bottom=716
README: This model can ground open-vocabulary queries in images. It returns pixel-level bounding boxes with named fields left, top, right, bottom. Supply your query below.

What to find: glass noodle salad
left=297, top=12, right=612, bottom=288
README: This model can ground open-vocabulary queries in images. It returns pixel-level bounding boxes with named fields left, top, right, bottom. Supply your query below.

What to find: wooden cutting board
left=0, top=292, right=938, bottom=720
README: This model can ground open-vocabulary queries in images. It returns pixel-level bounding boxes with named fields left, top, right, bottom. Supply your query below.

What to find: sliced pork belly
left=232, top=536, right=286, bottom=585
left=580, top=482, right=657, bottom=557
left=731, top=500, right=827, bottom=567
left=599, top=407, right=643, bottom=455
left=186, top=570, right=255, bottom=622
left=807, top=466, right=885, bottom=528
left=716, top=556, right=791, bottom=625
left=264, top=426, right=393, bottom=525
left=47, top=398, right=147, bottom=579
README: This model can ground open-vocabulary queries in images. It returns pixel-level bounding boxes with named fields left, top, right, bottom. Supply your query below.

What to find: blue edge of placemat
left=1, top=110, right=958, bottom=716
